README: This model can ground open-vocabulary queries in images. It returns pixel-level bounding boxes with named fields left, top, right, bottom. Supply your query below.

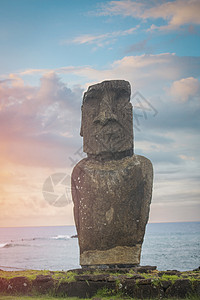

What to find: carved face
left=81, top=80, right=133, bottom=156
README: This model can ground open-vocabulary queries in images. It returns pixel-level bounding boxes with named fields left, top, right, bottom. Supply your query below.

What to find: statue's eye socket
left=118, top=90, right=130, bottom=99
left=85, top=90, right=99, bottom=102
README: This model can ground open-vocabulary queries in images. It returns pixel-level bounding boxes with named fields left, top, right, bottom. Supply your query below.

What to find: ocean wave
left=50, top=235, right=70, bottom=240
left=0, top=243, right=10, bottom=248
left=0, top=243, right=30, bottom=248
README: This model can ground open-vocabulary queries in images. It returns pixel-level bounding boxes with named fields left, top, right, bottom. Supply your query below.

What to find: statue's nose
left=93, top=110, right=118, bottom=125
left=93, top=92, right=118, bottom=125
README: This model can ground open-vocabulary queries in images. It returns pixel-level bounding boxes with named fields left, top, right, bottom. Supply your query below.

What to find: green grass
left=0, top=270, right=51, bottom=280
left=0, top=269, right=199, bottom=299
left=0, top=270, right=77, bottom=283
left=0, top=297, right=83, bottom=300
left=0, top=296, right=200, bottom=300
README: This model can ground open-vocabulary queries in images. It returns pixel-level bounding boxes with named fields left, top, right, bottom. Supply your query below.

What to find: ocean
left=0, top=222, right=199, bottom=272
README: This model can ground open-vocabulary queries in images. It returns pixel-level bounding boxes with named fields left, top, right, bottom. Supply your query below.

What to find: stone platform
left=0, top=266, right=199, bottom=298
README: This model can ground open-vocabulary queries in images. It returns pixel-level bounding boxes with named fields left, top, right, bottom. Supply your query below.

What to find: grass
left=0, top=269, right=199, bottom=299
left=0, top=270, right=51, bottom=280
left=0, top=270, right=77, bottom=283
left=0, top=295, right=199, bottom=300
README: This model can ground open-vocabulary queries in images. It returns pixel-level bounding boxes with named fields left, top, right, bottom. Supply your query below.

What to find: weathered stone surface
left=165, top=279, right=193, bottom=298
left=72, top=79, right=153, bottom=267
left=0, top=277, right=8, bottom=293
left=136, top=266, right=157, bottom=273
left=56, top=280, right=116, bottom=298
left=80, top=80, right=133, bottom=159
left=7, top=276, right=31, bottom=295
left=32, top=275, right=54, bottom=294
left=0, top=269, right=199, bottom=298
left=193, top=280, right=200, bottom=296
left=72, top=155, right=153, bottom=266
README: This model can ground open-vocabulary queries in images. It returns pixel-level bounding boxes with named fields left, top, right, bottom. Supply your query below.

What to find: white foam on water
left=51, top=235, right=70, bottom=240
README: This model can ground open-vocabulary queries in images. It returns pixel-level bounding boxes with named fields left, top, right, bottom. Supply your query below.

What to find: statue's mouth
left=103, top=129, right=123, bottom=143
left=94, top=122, right=128, bottom=151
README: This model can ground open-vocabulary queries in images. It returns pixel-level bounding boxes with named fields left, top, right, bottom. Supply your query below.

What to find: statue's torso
left=72, top=154, right=153, bottom=266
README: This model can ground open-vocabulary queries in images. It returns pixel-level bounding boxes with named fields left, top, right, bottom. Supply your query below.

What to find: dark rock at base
left=0, top=268, right=199, bottom=298
left=158, top=270, right=181, bottom=277
left=136, top=278, right=152, bottom=285
left=56, top=280, right=116, bottom=298
left=0, top=277, right=9, bottom=293
left=136, top=265, right=157, bottom=273
left=166, top=279, right=192, bottom=298
left=7, top=277, right=31, bottom=294
left=134, top=284, right=164, bottom=299
left=75, top=274, right=110, bottom=282
left=165, top=270, right=181, bottom=275
left=160, top=280, right=172, bottom=291
left=122, top=279, right=164, bottom=299
left=193, top=280, right=200, bottom=296
left=32, top=275, right=54, bottom=294
left=124, top=274, right=145, bottom=280
left=71, top=265, right=157, bottom=275
left=71, top=234, right=78, bottom=238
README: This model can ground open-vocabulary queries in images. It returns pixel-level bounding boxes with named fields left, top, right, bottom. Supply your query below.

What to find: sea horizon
left=1, top=220, right=199, bottom=229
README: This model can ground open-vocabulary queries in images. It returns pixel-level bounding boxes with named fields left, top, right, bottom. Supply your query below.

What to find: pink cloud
left=0, top=72, right=83, bottom=168
left=170, top=77, right=200, bottom=102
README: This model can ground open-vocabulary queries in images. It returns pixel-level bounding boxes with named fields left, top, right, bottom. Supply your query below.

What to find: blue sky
left=0, top=0, right=200, bottom=226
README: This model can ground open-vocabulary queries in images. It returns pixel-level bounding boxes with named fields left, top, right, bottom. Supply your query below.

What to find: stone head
left=81, top=80, right=134, bottom=159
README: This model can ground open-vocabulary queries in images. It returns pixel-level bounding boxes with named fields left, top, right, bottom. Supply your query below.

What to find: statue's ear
left=80, top=105, right=83, bottom=137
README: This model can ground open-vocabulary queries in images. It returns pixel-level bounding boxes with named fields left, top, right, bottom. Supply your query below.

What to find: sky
left=0, top=0, right=200, bottom=227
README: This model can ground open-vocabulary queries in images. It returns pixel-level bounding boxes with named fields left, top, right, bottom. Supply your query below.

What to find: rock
left=56, top=280, right=116, bottom=298
left=72, top=80, right=153, bottom=268
left=32, top=275, right=55, bottom=294
left=0, top=269, right=199, bottom=298
left=160, top=280, right=172, bottom=291
left=0, top=277, right=9, bottom=293
left=125, top=274, right=145, bottom=280
left=75, top=274, right=109, bottom=281
left=71, top=234, right=78, bottom=238
left=165, top=279, right=193, bottom=298
left=121, top=278, right=163, bottom=299
left=137, top=278, right=152, bottom=285
left=193, top=280, right=200, bottom=296
left=165, top=270, right=181, bottom=275
left=136, top=265, right=157, bottom=273
left=134, top=284, right=163, bottom=299
left=7, top=277, right=31, bottom=294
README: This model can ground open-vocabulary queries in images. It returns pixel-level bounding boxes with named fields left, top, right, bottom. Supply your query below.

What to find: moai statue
left=71, top=80, right=153, bottom=268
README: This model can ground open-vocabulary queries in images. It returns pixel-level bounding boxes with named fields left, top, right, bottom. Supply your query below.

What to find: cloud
left=2, top=53, right=200, bottom=169
left=0, top=72, right=84, bottom=168
left=100, top=0, right=200, bottom=31
left=169, top=77, right=200, bottom=102
left=69, top=54, right=200, bottom=95
left=15, top=54, right=200, bottom=94
left=66, top=26, right=139, bottom=47
left=125, top=38, right=152, bottom=53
